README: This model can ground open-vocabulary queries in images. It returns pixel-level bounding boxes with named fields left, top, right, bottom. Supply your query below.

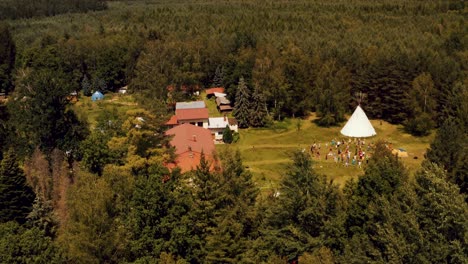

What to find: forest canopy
left=0, top=0, right=467, bottom=263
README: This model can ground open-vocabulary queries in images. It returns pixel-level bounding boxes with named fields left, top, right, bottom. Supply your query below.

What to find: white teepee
left=340, top=105, right=376, bottom=138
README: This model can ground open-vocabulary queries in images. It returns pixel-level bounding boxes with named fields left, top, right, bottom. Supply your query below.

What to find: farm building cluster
left=165, top=87, right=238, bottom=173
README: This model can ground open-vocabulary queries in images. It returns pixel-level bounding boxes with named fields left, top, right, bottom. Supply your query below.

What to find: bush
left=404, top=113, right=434, bottom=136
left=222, top=125, right=233, bottom=144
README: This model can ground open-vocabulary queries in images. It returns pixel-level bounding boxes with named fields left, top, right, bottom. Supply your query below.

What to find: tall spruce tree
left=340, top=142, right=424, bottom=263
left=233, top=77, right=251, bottom=128
left=249, top=86, right=267, bottom=127
left=255, top=150, right=341, bottom=262
left=0, top=22, right=15, bottom=95
left=204, top=150, right=258, bottom=263
left=189, top=152, right=221, bottom=262
left=0, top=149, right=35, bottom=224
left=212, top=65, right=225, bottom=87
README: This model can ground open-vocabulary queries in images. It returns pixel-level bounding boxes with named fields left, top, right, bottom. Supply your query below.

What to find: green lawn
left=217, top=114, right=434, bottom=195
left=198, top=91, right=233, bottom=118
left=73, top=91, right=433, bottom=197
left=71, top=92, right=141, bottom=129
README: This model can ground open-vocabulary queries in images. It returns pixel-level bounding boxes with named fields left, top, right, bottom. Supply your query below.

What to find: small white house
left=208, top=117, right=238, bottom=140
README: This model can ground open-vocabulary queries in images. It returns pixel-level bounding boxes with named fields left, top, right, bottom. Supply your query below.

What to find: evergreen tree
left=233, top=77, right=251, bottom=128
left=249, top=86, right=267, bottom=127
left=0, top=104, right=8, bottom=158
left=0, top=221, right=64, bottom=263
left=340, top=142, right=424, bottom=263
left=204, top=150, right=258, bottom=263
left=8, top=69, right=87, bottom=155
left=127, top=164, right=192, bottom=262
left=81, top=75, right=91, bottom=96
left=426, top=117, right=467, bottom=196
left=413, top=163, right=468, bottom=263
left=0, top=22, right=15, bottom=95
left=212, top=65, right=225, bottom=87
left=189, top=152, right=221, bottom=262
left=255, top=150, right=341, bottom=262
left=0, top=22, right=16, bottom=94
left=345, top=142, right=408, bottom=235
left=0, top=149, right=35, bottom=224
left=92, top=76, right=106, bottom=93
left=222, top=125, right=233, bottom=144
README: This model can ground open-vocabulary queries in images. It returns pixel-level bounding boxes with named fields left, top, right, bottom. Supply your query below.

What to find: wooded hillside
left=0, top=0, right=466, bottom=263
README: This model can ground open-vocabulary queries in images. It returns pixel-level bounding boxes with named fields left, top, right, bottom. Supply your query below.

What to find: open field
left=72, top=93, right=434, bottom=197
left=217, top=114, right=434, bottom=195
left=71, top=92, right=141, bottom=129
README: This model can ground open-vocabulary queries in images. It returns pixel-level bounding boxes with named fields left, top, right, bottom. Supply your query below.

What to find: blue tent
left=91, top=91, right=104, bottom=101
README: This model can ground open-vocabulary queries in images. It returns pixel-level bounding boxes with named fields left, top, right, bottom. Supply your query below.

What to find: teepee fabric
left=340, top=105, right=376, bottom=137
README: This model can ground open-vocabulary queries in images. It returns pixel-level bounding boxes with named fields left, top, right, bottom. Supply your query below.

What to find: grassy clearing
left=198, top=91, right=233, bottom=118
left=71, top=92, right=141, bottom=128
left=217, top=114, right=434, bottom=192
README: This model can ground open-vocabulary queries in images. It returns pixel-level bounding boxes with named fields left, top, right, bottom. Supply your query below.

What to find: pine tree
left=255, top=150, right=341, bottom=262
left=233, top=77, right=251, bottom=128
left=81, top=75, right=91, bottom=96
left=189, top=152, right=222, bottom=262
left=0, top=22, right=15, bottom=95
left=212, top=65, right=224, bottom=87
left=249, top=86, right=267, bottom=127
left=0, top=149, right=35, bottom=224
left=340, top=143, right=424, bottom=263
left=204, top=150, right=258, bottom=263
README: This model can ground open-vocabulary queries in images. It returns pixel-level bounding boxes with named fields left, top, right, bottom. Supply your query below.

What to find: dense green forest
left=0, top=0, right=467, bottom=263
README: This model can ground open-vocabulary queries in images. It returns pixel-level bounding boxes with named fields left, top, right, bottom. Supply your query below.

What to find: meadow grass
left=73, top=92, right=433, bottom=194
left=71, top=92, right=141, bottom=129
left=217, top=114, right=434, bottom=192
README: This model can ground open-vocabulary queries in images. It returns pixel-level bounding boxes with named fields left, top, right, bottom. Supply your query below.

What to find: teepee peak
left=340, top=105, right=376, bottom=138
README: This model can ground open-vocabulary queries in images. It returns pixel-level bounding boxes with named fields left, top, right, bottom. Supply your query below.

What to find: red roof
left=165, top=115, right=178, bottom=126
left=206, top=87, right=225, bottom=95
left=165, top=124, right=216, bottom=173
left=165, top=124, right=215, bottom=155
left=175, top=108, right=209, bottom=121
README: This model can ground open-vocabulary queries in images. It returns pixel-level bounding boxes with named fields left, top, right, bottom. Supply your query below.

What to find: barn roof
left=206, top=87, right=225, bottom=95
left=175, top=108, right=209, bottom=121
left=175, top=101, right=206, bottom=110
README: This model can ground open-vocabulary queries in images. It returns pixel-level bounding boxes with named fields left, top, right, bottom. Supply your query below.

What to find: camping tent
left=91, top=91, right=104, bottom=101
left=392, top=148, right=408, bottom=157
left=340, top=105, right=376, bottom=138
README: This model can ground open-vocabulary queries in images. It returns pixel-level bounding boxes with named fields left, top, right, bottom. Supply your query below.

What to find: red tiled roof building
left=165, top=124, right=216, bottom=173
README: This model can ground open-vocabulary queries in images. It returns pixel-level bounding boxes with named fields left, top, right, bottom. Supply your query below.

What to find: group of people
left=310, top=138, right=374, bottom=168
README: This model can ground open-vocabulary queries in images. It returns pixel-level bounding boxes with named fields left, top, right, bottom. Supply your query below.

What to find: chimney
left=224, top=115, right=227, bottom=122
left=192, top=135, right=197, bottom=142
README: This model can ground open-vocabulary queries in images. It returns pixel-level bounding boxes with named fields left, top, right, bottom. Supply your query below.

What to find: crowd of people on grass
left=310, top=138, right=376, bottom=168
